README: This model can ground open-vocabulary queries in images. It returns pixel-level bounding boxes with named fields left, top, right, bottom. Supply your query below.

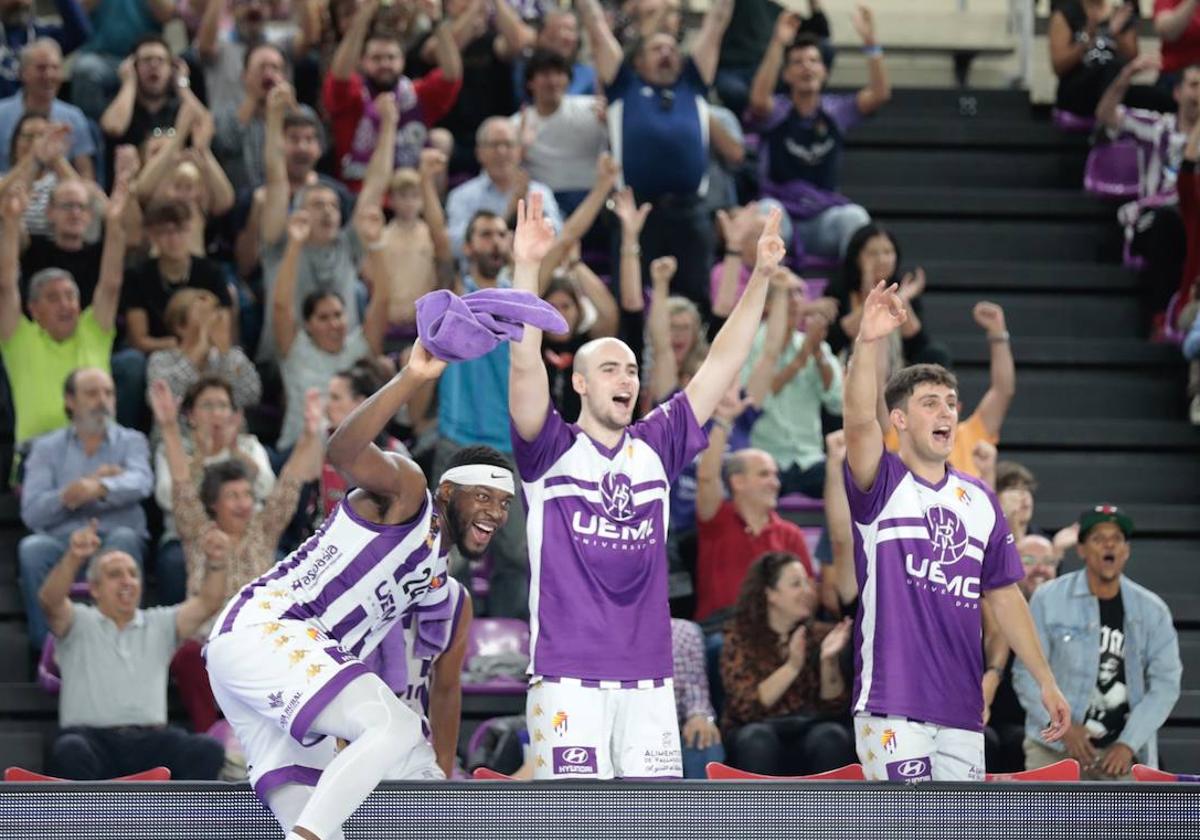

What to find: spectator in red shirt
left=1155, top=0, right=1200, bottom=85
left=322, top=0, right=462, bottom=192
left=695, top=434, right=815, bottom=624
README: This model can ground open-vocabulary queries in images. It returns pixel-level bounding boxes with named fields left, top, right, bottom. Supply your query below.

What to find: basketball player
left=198, top=345, right=513, bottom=840
left=507, top=193, right=787, bottom=779
left=841, top=281, right=1070, bottom=781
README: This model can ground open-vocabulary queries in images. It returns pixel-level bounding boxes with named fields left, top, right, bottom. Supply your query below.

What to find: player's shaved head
left=573, top=336, right=635, bottom=375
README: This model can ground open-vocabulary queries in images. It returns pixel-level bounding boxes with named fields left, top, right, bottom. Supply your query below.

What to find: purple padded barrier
left=777, top=494, right=824, bottom=514
left=466, top=716, right=508, bottom=762
left=68, top=582, right=90, bottom=600
left=803, top=277, right=829, bottom=300
left=37, top=637, right=60, bottom=695
left=1052, top=108, right=1096, bottom=134
left=462, top=618, right=530, bottom=696
left=1084, top=140, right=1140, bottom=199
left=469, top=553, right=493, bottom=600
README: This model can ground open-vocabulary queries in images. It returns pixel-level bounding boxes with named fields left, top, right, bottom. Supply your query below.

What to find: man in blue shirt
left=578, top=0, right=733, bottom=312
left=0, top=39, right=95, bottom=177
left=0, top=0, right=91, bottom=100
left=18, top=367, right=153, bottom=650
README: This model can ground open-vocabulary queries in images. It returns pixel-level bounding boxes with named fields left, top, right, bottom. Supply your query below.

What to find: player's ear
left=889, top=406, right=906, bottom=431
left=435, top=481, right=452, bottom=506
left=571, top=370, right=587, bottom=396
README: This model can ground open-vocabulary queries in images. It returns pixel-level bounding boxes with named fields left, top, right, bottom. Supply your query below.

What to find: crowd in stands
left=0, top=0, right=1186, bottom=784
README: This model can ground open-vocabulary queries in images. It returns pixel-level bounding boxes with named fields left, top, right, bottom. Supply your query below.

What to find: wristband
left=621, top=245, right=641, bottom=257
left=988, top=331, right=1010, bottom=343
left=862, top=44, right=883, bottom=58
left=985, top=666, right=1005, bottom=677
left=367, top=240, right=388, bottom=252
left=724, top=250, right=740, bottom=259
left=712, top=417, right=733, bottom=434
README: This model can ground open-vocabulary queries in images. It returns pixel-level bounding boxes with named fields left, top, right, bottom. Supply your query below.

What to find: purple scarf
left=340, top=76, right=429, bottom=182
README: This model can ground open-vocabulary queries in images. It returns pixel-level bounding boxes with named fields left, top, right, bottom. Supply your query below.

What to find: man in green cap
left=1014, top=505, right=1182, bottom=779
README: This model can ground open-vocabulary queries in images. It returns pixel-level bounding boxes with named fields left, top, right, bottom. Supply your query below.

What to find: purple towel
left=415, top=288, right=569, bottom=362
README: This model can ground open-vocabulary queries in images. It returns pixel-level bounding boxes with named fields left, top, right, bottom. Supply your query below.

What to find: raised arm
left=1156, top=0, right=1200, bottom=42
left=261, top=83, right=295, bottom=248
left=0, top=185, right=24, bottom=342
left=175, top=528, right=232, bottom=640
left=695, top=396, right=741, bottom=524
left=509, top=193, right=558, bottom=442
left=330, top=0, right=379, bottom=80
left=576, top=0, right=623, bottom=86
left=822, top=431, right=858, bottom=609
left=490, top=0, right=535, bottom=61
left=983, top=583, right=1071, bottom=743
left=273, top=209, right=310, bottom=357
left=843, top=281, right=906, bottom=491
left=575, top=263, right=619, bottom=338
left=354, top=206, right=392, bottom=355
left=691, top=0, right=734, bottom=86
left=38, top=522, right=99, bottom=639
left=537, top=154, right=619, bottom=290
left=91, top=177, right=130, bottom=332
left=194, top=0, right=224, bottom=62
left=1095, top=55, right=1158, bottom=130
left=749, top=13, right=798, bottom=119
left=851, top=5, right=890, bottom=114
left=684, top=207, right=786, bottom=425
left=279, top=388, right=327, bottom=485
left=353, top=94, right=399, bottom=226
left=133, top=105, right=192, bottom=203
left=611, top=185, right=651, bottom=308
left=646, top=256, right=678, bottom=404
left=418, top=149, right=455, bottom=288
left=188, top=110, right=235, bottom=217
left=970, top=302, right=1014, bottom=438
left=325, top=344, right=444, bottom=508
left=100, top=57, right=138, bottom=138
left=747, top=271, right=791, bottom=403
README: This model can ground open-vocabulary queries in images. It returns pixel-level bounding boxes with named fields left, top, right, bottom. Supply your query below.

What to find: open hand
left=287, top=208, right=312, bottom=244
left=858, top=281, right=908, bottom=343
left=512, top=191, right=556, bottom=266
left=681, top=714, right=721, bottom=749
left=898, top=267, right=925, bottom=303
left=755, top=206, right=787, bottom=271
left=148, top=380, right=180, bottom=428
left=820, top=617, right=852, bottom=660
left=851, top=4, right=877, bottom=45
left=612, top=186, right=650, bottom=235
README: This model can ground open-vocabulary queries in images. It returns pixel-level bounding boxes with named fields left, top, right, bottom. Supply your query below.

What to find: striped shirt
left=1112, top=107, right=1186, bottom=229
left=844, top=451, right=1023, bottom=732
left=209, top=492, right=449, bottom=663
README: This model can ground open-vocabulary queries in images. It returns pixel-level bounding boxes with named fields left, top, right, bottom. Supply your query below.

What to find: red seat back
left=706, top=761, right=865, bottom=781
left=986, top=759, right=1080, bottom=781
left=5, top=766, right=171, bottom=782
left=472, top=767, right=518, bottom=781
left=1131, top=764, right=1185, bottom=782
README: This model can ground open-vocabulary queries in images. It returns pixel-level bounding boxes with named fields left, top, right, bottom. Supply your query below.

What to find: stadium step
left=835, top=87, right=1037, bottom=120
left=0, top=584, right=22, bottom=620
left=841, top=149, right=1087, bottom=190
left=992, top=451, right=1200, bottom=506
left=919, top=260, right=1136, bottom=294
left=995, top=419, right=1200, bottom=451
left=850, top=117, right=1087, bottom=150
left=0, top=625, right=30, bottom=683
left=1159, top=728, right=1200, bottom=773
left=922, top=290, right=1142, bottom=339
left=847, top=186, right=1113, bottom=221
left=878, top=219, right=1119, bottom=263
left=943, top=336, right=1180, bottom=368
left=1033, top=503, right=1200, bottom=539
left=953, top=368, right=1187, bottom=422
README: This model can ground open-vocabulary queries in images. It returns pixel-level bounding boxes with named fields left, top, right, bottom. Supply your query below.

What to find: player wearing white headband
left=205, top=342, right=512, bottom=840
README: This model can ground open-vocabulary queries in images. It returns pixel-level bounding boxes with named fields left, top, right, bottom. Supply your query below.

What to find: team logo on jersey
left=599, top=472, right=635, bottom=521
left=881, top=729, right=897, bottom=754
left=551, top=711, right=568, bottom=736
left=261, top=622, right=283, bottom=637
left=267, top=691, right=284, bottom=709
left=925, top=505, right=968, bottom=565
left=288, top=649, right=308, bottom=666
left=955, top=486, right=972, bottom=505
left=305, top=664, right=325, bottom=681
left=274, top=635, right=293, bottom=648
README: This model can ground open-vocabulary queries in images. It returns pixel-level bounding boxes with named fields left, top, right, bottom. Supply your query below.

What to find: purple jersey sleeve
left=843, top=448, right=905, bottom=524
left=979, top=487, right=1025, bottom=591
left=511, top=407, right=578, bottom=482
left=630, top=391, right=709, bottom=482
left=745, top=93, right=792, bottom=133
left=822, top=93, right=864, bottom=134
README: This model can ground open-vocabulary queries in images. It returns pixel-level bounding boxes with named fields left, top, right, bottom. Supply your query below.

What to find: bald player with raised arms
left=506, top=192, right=787, bottom=779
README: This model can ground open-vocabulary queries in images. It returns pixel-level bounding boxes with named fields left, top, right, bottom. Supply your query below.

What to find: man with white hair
left=445, top=116, right=561, bottom=259
left=0, top=38, right=94, bottom=176
left=0, top=0, right=90, bottom=100
left=0, top=176, right=127, bottom=445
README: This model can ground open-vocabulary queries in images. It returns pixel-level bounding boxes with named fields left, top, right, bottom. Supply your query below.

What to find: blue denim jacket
left=1013, top=570, right=1181, bottom=766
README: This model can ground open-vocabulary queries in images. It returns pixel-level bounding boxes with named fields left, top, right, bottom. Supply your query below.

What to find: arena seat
left=1132, top=764, right=1200, bottom=782
left=4, top=766, right=171, bottom=782
left=37, top=636, right=60, bottom=696
left=985, top=759, right=1080, bottom=781
left=777, top=495, right=824, bottom=514
left=472, top=767, right=519, bottom=781
left=705, top=761, right=866, bottom=781
left=462, top=619, right=529, bottom=696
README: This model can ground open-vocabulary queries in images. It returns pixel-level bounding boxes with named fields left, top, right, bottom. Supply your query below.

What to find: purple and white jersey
left=363, top=578, right=468, bottom=736
left=209, top=493, right=449, bottom=662
left=844, top=451, right=1023, bottom=732
left=513, top=391, right=708, bottom=682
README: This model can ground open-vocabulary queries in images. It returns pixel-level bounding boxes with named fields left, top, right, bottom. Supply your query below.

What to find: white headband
left=440, top=464, right=515, bottom=495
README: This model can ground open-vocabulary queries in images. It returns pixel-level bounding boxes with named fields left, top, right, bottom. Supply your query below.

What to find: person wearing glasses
left=445, top=116, right=562, bottom=260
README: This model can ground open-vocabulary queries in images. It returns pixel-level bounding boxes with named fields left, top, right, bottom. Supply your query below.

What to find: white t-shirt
left=279, top=329, right=370, bottom=450
left=511, top=96, right=609, bottom=192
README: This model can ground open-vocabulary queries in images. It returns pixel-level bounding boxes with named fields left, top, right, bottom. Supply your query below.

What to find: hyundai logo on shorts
left=886, top=757, right=932, bottom=781
left=562, top=748, right=590, bottom=764
left=552, top=746, right=597, bottom=775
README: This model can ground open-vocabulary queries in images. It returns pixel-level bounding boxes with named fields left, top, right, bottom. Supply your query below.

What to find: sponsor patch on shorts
left=886, top=756, right=932, bottom=782
left=552, top=746, right=598, bottom=775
